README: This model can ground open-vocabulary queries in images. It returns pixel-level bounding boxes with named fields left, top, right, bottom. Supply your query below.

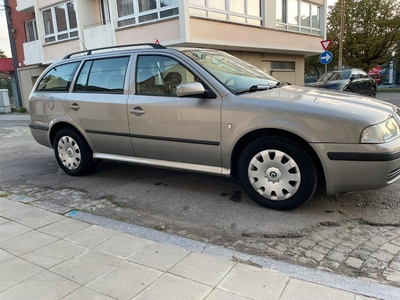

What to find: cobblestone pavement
left=1, top=185, right=399, bottom=290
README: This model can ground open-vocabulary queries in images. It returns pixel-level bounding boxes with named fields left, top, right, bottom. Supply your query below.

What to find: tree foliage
left=327, top=0, right=400, bottom=71
left=0, top=49, right=7, bottom=58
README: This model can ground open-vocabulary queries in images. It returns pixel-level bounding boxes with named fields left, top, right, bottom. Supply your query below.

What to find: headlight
left=361, top=117, right=400, bottom=143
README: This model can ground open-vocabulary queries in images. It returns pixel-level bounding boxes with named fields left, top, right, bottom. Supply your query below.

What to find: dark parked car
left=307, top=68, right=377, bottom=97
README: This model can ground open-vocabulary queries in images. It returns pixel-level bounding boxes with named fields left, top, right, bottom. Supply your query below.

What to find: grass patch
left=0, top=193, right=10, bottom=198
left=152, top=223, right=166, bottom=231
left=19, top=107, right=28, bottom=113
left=105, top=194, right=115, bottom=201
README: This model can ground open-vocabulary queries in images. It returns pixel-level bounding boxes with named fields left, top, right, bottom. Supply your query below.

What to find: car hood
left=241, top=85, right=395, bottom=125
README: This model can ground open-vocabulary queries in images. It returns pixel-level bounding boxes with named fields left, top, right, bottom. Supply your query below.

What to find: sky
left=0, top=0, right=338, bottom=58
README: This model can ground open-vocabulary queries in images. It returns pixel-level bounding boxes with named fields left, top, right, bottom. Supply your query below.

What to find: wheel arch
left=49, top=122, right=90, bottom=150
left=230, top=128, right=325, bottom=184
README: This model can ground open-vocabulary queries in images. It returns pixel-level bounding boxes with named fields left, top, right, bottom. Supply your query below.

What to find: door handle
left=68, top=103, right=80, bottom=110
left=129, top=107, right=145, bottom=115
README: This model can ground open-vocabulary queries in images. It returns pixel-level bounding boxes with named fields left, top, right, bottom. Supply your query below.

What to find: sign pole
left=338, top=0, right=345, bottom=70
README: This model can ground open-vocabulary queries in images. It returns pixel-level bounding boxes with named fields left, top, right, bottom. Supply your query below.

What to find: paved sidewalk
left=1, top=197, right=399, bottom=300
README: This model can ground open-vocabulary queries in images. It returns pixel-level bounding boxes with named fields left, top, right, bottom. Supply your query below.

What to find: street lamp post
left=338, top=0, right=345, bottom=70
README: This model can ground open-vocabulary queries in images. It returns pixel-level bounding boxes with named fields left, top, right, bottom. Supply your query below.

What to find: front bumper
left=311, top=139, right=400, bottom=195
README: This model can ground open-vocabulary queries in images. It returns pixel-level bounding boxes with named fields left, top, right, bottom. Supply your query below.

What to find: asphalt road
left=1, top=93, right=400, bottom=241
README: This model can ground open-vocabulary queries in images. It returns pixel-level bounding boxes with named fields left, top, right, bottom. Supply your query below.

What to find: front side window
left=116, top=0, right=178, bottom=28
left=276, top=0, right=321, bottom=35
left=74, top=57, right=130, bottom=94
left=41, top=1, right=78, bottom=43
left=189, top=0, right=261, bottom=26
left=37, top=62, right=79, bottom=92
left=136, top=55, right=199, bottom=96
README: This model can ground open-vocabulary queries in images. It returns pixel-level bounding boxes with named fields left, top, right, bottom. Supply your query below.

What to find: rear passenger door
left=66, top=56, right=134, bottom=156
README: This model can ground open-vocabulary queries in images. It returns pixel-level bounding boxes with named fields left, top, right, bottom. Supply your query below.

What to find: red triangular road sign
left=154, top=38, right=160, bottom=45
left=321, top=40, right=332, bottom=51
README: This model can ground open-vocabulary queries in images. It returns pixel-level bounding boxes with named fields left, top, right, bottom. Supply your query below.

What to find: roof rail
left=62, top=43, right=167, bottom=60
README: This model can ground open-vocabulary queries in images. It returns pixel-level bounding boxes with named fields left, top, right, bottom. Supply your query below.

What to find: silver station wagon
left=29, top=44, right=400, bottom=210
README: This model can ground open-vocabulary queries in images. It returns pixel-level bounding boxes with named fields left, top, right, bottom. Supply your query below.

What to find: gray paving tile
left=133, top=273, right=212, bottom=300
left=0, top=249, right=14, bottom=264
left=0, top=270, right=79, bottom=300
left=15, top=210, right=65, bottom=229
left=61, top=287, right=116, bottom=300
left=128, top=242, right=190, bottom=271
left=0, top=257, right=43, bottom=292
left=0, top=230, right=57, bottom=256
left=0, top=198, right=23, bottom=212
left=51, top=249, right=123, bottom=284
left=0, top=204, right=42, bottom=221
left=37, top=218, right=91, bottom=239
left=66, top=225, right=120, bottom=248
left=0, top=221, right=31, bottom=242
left=205, top=288, right=252, bottom=300
left=21, top=240, right=88, bottom=269
left=95, top=233, right=152, bottom=259
left=0, top=217, right=8, bottom=225
left=169, top=252, right=235, bottom=286
left=280, top=279, right=356, bottom=300
left=218, top=263, right=289, bottom=300
left=87, top=261, right=163, bottom=300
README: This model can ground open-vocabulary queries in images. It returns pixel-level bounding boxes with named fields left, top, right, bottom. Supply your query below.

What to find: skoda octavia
left=29, top=44, right=400, bottom=210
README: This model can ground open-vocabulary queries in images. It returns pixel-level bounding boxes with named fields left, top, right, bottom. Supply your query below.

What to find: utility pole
left=4, top=0, right=22, bottom=108
left=338, top=0, right=345, bottom=70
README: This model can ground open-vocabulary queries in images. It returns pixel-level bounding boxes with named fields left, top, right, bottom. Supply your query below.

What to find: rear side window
left=73, top=57, right=130, bottom=94
left=37, top=62, right=79, bottom=91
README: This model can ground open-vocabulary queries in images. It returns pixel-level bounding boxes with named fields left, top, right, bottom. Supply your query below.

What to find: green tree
left=327, top=0, right=400, bottom=71
left=0, top=49, right=6, bottom=58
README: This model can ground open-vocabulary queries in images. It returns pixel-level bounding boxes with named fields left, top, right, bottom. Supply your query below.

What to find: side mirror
left=350, top=74, right=356, bottom=81
left=176, top=82, right=206, bottom=97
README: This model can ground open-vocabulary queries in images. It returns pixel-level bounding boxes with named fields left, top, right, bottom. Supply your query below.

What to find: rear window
left=37, top=62, right=79, bottom=91
left=73, top=57, right=130, bottom=94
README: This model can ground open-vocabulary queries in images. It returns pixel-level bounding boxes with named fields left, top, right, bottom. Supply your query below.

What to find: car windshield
left=181, top=49, right=279, bottom=94
left=317, top=70, right=351, bottom=82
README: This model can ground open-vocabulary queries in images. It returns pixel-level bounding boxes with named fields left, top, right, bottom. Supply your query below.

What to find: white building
left=16, top=0, right=326, bottom=107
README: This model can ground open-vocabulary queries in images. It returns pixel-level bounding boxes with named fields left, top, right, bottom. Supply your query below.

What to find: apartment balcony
left=16, top=0, right=35, bottom=12
left=83, top=22, right=114, bottom=50
left=23, top=40, right=42, bottom=65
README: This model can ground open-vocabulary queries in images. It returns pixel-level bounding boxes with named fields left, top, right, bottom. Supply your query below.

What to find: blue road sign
left=320, top=51, right=333, bottom=65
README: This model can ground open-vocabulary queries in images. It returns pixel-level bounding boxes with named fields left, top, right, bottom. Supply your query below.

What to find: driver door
left=127, top=54, right=222, bottom=167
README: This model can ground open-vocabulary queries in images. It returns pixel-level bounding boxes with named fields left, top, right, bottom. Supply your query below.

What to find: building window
left=276, top=0, right=321, bottom=35
left=25, top=20, right=38, bottom=42
left=42, top=1, right=78, bottom=44
left=271, top=61, right=295, bottom=70
left=189, top=0, right=262, bottom=26
left=116, top=0, right=179, bottom=28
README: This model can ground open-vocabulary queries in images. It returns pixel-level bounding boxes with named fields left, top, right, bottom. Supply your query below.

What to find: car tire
left=344, top=87, right=352, bottom=93
left=238, top=136, right=318, bottom=210
left=370, top=87, right=376, bottom=98
left=54, top=128, right=95, bottom=176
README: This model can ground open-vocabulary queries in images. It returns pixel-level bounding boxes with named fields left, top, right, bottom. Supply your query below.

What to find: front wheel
left=54, top=128, right=95, bottom=176
left=238, top=136, right=318, bottom=210
left=370, top=86, right=376, bottom=98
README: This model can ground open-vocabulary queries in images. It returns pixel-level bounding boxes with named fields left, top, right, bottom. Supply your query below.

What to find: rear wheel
left=54, top=128, right=95, bottom=176
left=238, top=136, right=318, bottom=210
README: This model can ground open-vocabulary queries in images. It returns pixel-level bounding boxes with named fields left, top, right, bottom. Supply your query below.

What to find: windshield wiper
left=236, top=82, right=285, bottom=95
left=236, top=84, right=272, bottom=95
